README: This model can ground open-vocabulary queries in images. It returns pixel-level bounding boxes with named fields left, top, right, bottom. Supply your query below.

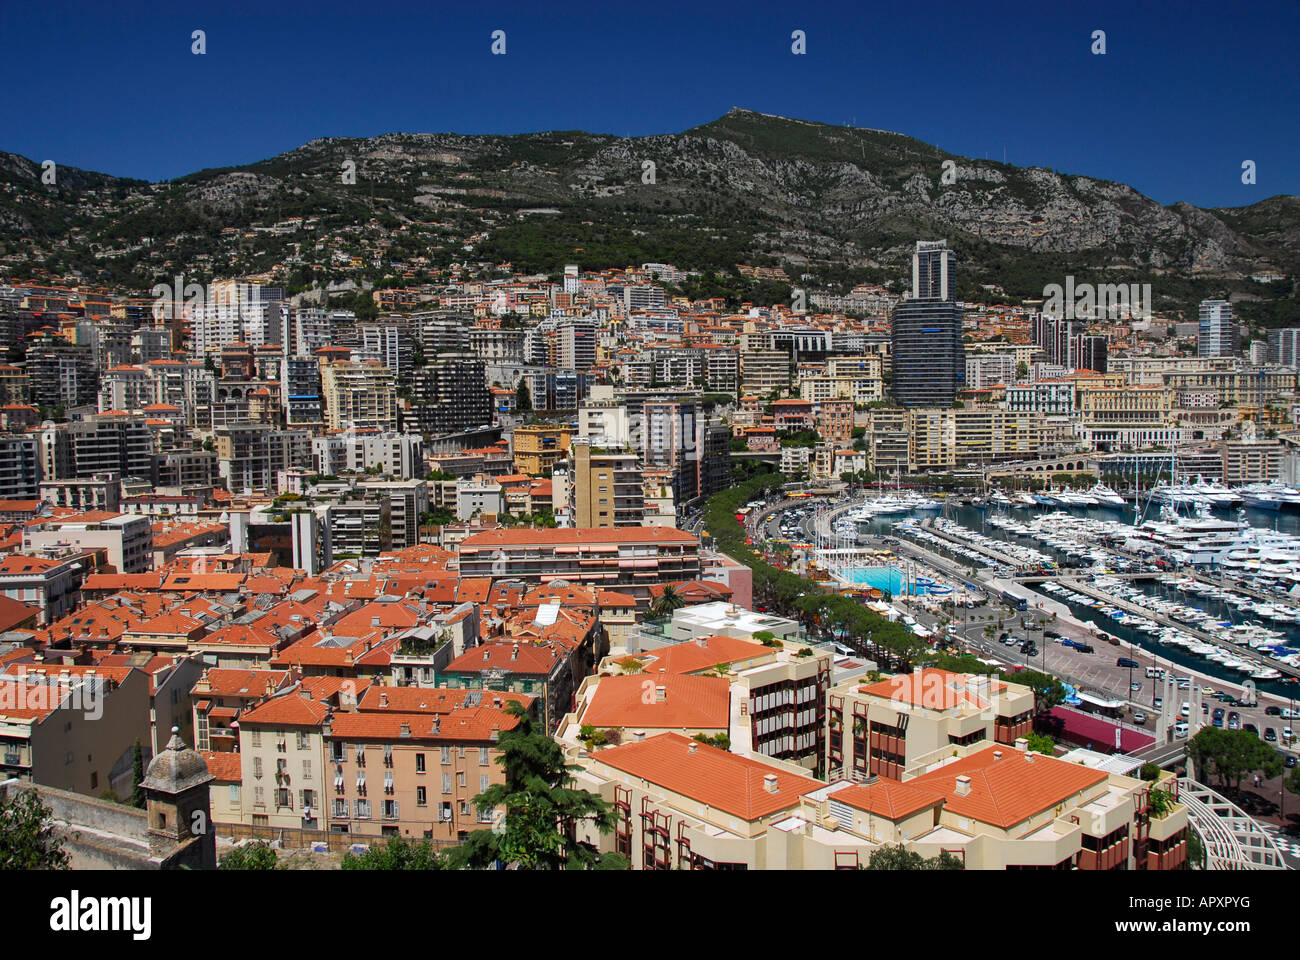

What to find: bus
left=1074, top=691, right=1125, bottom=720
left=1000, top=588, right=1028, bottom=611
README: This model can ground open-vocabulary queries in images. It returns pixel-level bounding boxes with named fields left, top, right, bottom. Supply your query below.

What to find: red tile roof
left=593, top=733, right=821, bottom=821
left=582, top=674, right=730, bottom=730
left=831, top=780, right=945, bottom=820
left=907, top=745, right=1108, bottom=829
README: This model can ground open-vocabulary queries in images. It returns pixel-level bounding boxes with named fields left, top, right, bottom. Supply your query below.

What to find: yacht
left=1192, top=478, right=1242, bottom=508
left=1089, top=483, right=1128, bottom=509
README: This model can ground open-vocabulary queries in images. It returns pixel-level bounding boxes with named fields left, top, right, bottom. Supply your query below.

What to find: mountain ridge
left=1, top=109, right=1296, bottom=321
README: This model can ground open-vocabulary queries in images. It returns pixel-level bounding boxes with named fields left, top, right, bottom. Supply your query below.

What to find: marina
left=807, top=490, right=1300, bottom=698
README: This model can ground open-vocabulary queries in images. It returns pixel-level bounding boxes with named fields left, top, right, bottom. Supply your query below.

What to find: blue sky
left=1, top=0, right=1294, bottom=208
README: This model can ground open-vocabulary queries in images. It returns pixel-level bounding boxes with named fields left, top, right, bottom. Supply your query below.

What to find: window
left=301, top=789, right=315, bottom=810
left=355, top=745, right=366, bottom=766
left=477, top=804, right=495, bottom=824
left=457, top=772, right=465, bottom=789
left=276, top=736, right=286, bottom=753
left=276, top=788, right=291, bottom=808
left=355, top=799, right=371, bottom=819
left=229, top=785, right=240, bottom=805
left=441, top=746, right=451, bottom=765
left=331, top=741, right=345, bottom=762
left=442, top=773, right=451, bottom=794
left=251, top=730, right=262, bottom=748
left=415, top=753, right=425, bottom=773
left=302, top=759, right=312, bottom=779
left=460, top=801, right=471, bottom=817
left=480, top=774, right=489, bottom=793
left=253, top=757, right=263, bottom=779
left=333, top=798, right=347, bottom=818
left=416, top=787, right=427, bottom=807
left=478, top=747, right=490, bottom=766
left=384, top=771, right=394, bottom=794
left=439, top=802, right=452, bottom=822
left=383, top=799, right=399, bottom=819
left=383, top=744, right=393, bottom=766
left=298, top=731, right=310, bottom=750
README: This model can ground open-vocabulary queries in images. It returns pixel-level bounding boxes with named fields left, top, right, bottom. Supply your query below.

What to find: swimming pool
left=845, top=566, right=939, bottom=596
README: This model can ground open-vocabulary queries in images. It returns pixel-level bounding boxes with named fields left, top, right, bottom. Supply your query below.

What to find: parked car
left=1117, top=657, right=1140, bottom=668
left=1245, top=723, right=1259, bottom=737
left=1265, top=727, right=1278, bottom=742
left=1266, top=706, right=1283, bottom=716
left=1228, top=712, right=1240, bottom=730
left=1130, top=682, right=1143, bottom=692
left=1133, top=712, right=1148, bottom=725
left=1174, top=722, right=1189, bottom=739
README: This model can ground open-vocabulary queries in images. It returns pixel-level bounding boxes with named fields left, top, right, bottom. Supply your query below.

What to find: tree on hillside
left=342, top=835, right=446, bottom=870
left=1186, top=727, right=1282, bottom=789
left=515, top=378, right=532, bottom=413
left=1025, top=732, right=1055, bottom=755
left=865, top=844, right=964, bottom=870
left=0, top=790, right=70, bottom=870
left=447, top=702, right=619, bottom=870
left=219, top=841, right=279, bottom=870
left=1008, top=670, right=1066, bottom=715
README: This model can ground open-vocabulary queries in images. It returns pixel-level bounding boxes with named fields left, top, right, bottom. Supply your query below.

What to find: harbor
left=798, top=487, right=1300, bottom=700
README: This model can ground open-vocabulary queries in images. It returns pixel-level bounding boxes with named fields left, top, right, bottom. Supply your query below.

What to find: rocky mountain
left=2, top=109, right=1296, bottom=319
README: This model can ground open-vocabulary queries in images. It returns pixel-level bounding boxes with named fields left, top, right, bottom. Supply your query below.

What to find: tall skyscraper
left=1267, top=328, right=1300, bottom=367
left=912, top=240, right=956, bottom=300
left=891, top=241, right=965, bottom=408
left=1198, top=300, right=1238, bottom=357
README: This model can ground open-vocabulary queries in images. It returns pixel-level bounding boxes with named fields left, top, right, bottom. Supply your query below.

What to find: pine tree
left=131, top=740, right=146, bottom=809
left=447, top=702, right=618, bottom=870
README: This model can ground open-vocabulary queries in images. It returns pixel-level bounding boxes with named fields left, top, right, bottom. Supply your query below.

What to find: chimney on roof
left=379, top=692, right=388, bottom=707
left=655, top=684, right=666, bottom=702
left=688, top=741, right=697, bottom=754
left=763, top=774, right=778, bottom=793
left=1024, top=752, right=1035, bottom=764
left=1014, top=737, right=1029, bottom=751
left=511, top=643, right=519, bottom=661
left=482, top=649, right=490, bottom=662
left=399, top=722, right=411, bottom=737
left=955, top=774, right=972, bottom=796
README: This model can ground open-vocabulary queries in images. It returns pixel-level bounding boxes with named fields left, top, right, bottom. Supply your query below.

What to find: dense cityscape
left=2, top=11, right=1299, bottom=945
left=0, top=230, right=1297, bottom=881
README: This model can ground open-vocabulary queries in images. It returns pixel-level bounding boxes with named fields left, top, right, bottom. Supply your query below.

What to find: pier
left=1049, top=577, right=1300, bottom=682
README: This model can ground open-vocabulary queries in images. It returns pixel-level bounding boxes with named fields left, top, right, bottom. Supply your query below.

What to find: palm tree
left=649, top=584, right=686, bottom=618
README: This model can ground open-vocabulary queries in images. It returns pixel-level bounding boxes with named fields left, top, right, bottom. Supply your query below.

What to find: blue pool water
left=846, top=566, right=935, bottom=595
